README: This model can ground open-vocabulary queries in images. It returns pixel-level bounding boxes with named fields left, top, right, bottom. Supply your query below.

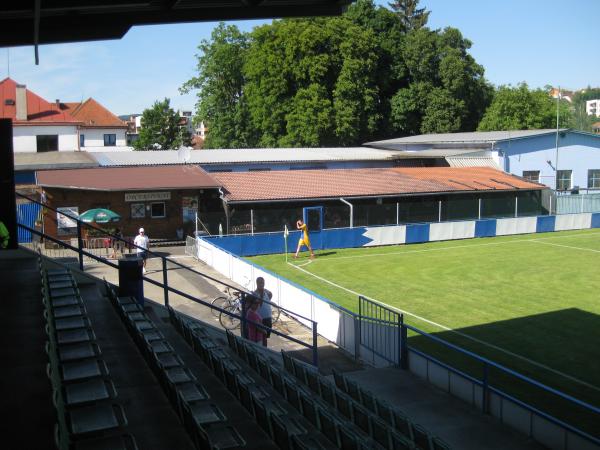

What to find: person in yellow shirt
left=294, top=219, right=315, bottom=259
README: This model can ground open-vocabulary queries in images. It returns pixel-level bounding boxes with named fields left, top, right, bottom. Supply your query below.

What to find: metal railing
left=358, top=296, right=600, bottom=446
left=16, top=193, right=320, bottom=366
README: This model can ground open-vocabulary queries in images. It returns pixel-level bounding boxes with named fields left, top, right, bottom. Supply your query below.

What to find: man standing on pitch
left=134, top=227, right=150, bottom=273
left=253, top=276, right=272, bottom=346
left=294, top=219, right=315, bottom=259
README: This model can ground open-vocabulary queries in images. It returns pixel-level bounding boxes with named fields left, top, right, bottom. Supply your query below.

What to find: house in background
left=62, top=98, right=128, bottom=151
left=367, top=129, right=600, bottom=192
left=1, top=77, right=80, bottom=152
left=586, top=99, right=600, bottom=117
left=0, top=77, right=129, bottom=152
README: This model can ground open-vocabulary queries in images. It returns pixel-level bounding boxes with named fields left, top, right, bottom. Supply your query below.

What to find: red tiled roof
left=37, top=165, right=220, bottom=191
left=62, top=98, right=127, bottom=128
left=213, top=167, right=545, bottom=203
left=0, top=77, right=80, bottom=125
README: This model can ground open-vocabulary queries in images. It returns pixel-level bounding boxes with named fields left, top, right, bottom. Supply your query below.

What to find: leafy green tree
left=180, top=23, right=253, bottom=148
left=388, top=0, right=430, bottom=31
left=478, top=83, right=570, bottom=131
left=133, top=99, right=191, bottom=151
left=568, top=87, right=600, bottom=132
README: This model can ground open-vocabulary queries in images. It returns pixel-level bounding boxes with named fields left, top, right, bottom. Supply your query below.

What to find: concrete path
left=81, top=248, right=361, bottom=374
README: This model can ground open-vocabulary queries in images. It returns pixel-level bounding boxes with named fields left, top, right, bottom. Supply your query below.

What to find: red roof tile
left=213, top=167, right=545, bottom=203
left=36, top=165, right=220, bottom=191
left=63, top=98, right=127, bottom=128
left=0, top=77, right=80, bottom=125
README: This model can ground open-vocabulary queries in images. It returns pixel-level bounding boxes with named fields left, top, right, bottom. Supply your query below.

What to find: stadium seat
left=268, top=366, right=286, bottom=396
left=432, top=436, right=452, bottom=450
left=390, top=430, right=417, bottom=450
left=284, top=377, right=302, bottom=410
left=412, top=423, right=432, bottom=450
left=392, top=409, right=415, bottom=441
left=351, top=402, right=372, bottom=434
left=60, top=378, right=117, bottom=406
left=299, top=389, right=319, bottom=428
left=54, top=341, right=101, bottom=363
left=332, top=368, right=347, bottom=392
left=338, top=425, right=362, bottom=450
left=371, top=416, right=392, bottom=449
left=334, top=390, right=353, bottom=420
left=270, top=412, right=308, bottom=450
left=193, top=424, right=246, bottom=450
left=72, top=434, right=140, bottom=450
left=318, top=378, right=337, bottom=409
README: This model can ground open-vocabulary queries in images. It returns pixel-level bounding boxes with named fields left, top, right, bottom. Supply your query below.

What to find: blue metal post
left=482, top=362, right=489, bottom=413
left=312, top=321, right=319, bottom=368
left=77, top=221, right=84, bottom=271
left=400, top=314, right=408, bottom=369
left=162, top=257, right=169, bottom=307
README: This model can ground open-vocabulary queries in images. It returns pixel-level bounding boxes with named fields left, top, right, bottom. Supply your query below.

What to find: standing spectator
left=253, top=276, right=272, bottom=347
left=111, top=228, right=124, bottom=259
left=246, top=298, right=265, bottom=345
left=134, top=227, right=150, bottom=273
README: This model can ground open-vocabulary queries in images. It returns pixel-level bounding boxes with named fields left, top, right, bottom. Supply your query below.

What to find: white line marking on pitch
left=287, top=261, right=600, bottom=393
left=530, top=239, right=600, bottom=254
left=313, top=230, right=600, bottom=262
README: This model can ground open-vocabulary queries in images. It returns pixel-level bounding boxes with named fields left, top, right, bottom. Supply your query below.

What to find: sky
left=1, top=0, right=597, bottom=117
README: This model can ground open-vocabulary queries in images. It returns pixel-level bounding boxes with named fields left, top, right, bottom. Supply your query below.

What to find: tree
left=180, top=23, right=253, bottom=149
left=388, top=0, right=430, bottom=31
left=568, top=87, right=600, bottom=132
left=478, top=83, right=571, bottom=131
left=133, top=99, right=191, bottom=151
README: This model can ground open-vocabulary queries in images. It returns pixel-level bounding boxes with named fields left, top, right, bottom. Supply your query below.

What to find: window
left=130, top=203, right=145, bottom=219
left=522, top=171, right=540, bottom=183
left=588, top=170, right=600, bottom=189
left=103, top=134, right=116, bottom=146
left=150, top=202, right=166, bottom=218
left=556, top=170, right=572, bottom=191
left=36, top=135, right=58, bottom=152
left=80, top=134, right=85, bottom=147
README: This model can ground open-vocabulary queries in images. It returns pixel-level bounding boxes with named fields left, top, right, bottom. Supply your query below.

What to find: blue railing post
left=400, top=314, right=408, bottom=369
left=312, top=321, right=319, bottom=367
left=482, top=362, right=489, bottom=413
left=162, top=257, right=169, bottom=307
left=240, top=292, right=248, bottom=339
left=76, top=221, right=84, bottom=271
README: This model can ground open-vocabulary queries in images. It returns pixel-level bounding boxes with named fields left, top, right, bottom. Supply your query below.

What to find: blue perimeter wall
left=204, top=213, right=600, bottom=257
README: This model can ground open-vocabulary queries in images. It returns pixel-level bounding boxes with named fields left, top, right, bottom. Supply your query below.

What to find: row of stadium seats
left=104, top=281, right=251, bottom=449
left=283, top=353, right=451, bottom=450
left=223, top=329, right=398, bottom=450
left=41, top=262, right=138, bottom=450
left=169, top=307, right=339, bottom=450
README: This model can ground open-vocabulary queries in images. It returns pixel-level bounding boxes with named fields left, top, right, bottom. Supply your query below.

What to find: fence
left=194, top=218, right=600, bottom=450
left=556, top=192, right=600, bottom=214
left=16, top=202, right=41, bottom=243
left=201, top=211, right=600, bottom=257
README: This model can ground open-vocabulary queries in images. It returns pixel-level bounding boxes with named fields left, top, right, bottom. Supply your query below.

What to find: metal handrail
left=358, top=295, right=600, bottom=445
left=18, top=217, right=319, bottom=365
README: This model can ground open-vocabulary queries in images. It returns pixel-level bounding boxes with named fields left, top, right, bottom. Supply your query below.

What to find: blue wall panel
left=591, top=213, right=600, bottom=228
left=474, top=219, right=496, bottom=238
left=17, top=203, right=41, bottom=243
left=536, top=216, right=556, bottom=233
left=405, top=224, right=430, bottom=244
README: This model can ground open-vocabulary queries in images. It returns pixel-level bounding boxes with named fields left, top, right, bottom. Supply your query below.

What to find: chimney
left=55, top=99, right=60, bottom=108
left=15, top=84, right=27, bottom=121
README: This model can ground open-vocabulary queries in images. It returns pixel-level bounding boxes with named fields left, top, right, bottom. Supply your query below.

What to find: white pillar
left=478, top=198, right=481, bottom=220
left=515, top=196, right=518, bottom=218
left=438, top=200, right=442, bottom=222
left=396, top=202, right=399, bottom=225
left=250, top=209, right=254, bottom=235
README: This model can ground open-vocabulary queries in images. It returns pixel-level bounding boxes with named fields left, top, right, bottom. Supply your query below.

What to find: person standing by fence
left=134, top=227, right=149, bottom=273
left=253, top=276, right=272, bottom=347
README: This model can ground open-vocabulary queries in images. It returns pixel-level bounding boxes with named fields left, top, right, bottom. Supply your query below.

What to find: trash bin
left=118, top=254, right=144, bottom=306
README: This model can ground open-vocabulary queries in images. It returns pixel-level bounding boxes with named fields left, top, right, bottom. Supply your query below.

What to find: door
left=303, top=206, right=323, bottom=250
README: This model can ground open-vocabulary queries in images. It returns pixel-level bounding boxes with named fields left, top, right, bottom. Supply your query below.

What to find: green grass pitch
left=249, top=229, right=600, bottom=435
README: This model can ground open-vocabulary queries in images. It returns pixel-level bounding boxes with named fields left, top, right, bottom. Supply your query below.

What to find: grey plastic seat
left=60, top=358, right=109, bottom=383
left=55, top=327, right=96, bottom=345
left=51, top=295, right=81, bottom=308
left=270, top=412, right=307, bottom=450
left=73, top=434, right=139, bottom=450
left=57, top=342, right=101, bottom=362
left=67, top=403, right=127, bottom=436
left=62, top=378, right=116, bottom=406
left=194, top=424, right=246, bottom=450
left=54, top=316, right=90, bottom=331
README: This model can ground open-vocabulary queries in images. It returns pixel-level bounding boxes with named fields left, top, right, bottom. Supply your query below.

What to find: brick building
left=36, top=165, right=222, bottom=241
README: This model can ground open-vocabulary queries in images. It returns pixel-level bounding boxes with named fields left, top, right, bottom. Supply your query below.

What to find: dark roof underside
left=0, top=0, right=351, bottom=47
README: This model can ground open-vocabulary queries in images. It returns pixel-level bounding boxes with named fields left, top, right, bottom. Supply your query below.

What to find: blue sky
left=1, top=0, right=597, bottom=116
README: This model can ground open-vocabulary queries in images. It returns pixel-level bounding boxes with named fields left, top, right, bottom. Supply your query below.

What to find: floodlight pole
left=554, top=86, right=560, bottom=191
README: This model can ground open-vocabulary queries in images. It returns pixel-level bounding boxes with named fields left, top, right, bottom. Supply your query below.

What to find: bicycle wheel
left=211, top=296, right=230, bottom=317
left=271, top=302, right=281, bottom=324
left=219, top=305, right=241, bottom=330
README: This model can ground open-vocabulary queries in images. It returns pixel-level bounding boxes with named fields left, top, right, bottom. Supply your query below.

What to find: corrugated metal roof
left=14, top=151, right=99, bottom=171
left=92, top=147, right=397, bottom=166
left=213, top=167, right=545, bottom=203
left=445, top=156, right=501, bottom=169
left=365, top=129, right=569, bottom=147
left=36, top=165, right=220, bottom=191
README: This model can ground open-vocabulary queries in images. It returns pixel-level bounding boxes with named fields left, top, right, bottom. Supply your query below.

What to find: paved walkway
left=81, top=248, right=361, bottom=374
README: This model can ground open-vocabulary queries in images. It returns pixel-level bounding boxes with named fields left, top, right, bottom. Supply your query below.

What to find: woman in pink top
left=246, top=299, right=265, bottom=345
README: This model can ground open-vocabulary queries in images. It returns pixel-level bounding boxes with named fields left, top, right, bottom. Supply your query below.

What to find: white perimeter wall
left=13, top=125, right=78, bottom=152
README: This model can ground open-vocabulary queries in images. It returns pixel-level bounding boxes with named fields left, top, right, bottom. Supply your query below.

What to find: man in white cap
left=134, top=227, right=150, bottom=273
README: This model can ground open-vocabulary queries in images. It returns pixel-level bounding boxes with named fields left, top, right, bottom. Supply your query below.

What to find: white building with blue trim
left=367, top=129, right=600, bottom=192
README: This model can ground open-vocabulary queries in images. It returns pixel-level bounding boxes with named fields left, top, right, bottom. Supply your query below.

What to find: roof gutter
left=340, top=198, right=353, bottom=228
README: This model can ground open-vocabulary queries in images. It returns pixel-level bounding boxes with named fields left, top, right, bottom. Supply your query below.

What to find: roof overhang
left=0, top=1, right=352, bottom=48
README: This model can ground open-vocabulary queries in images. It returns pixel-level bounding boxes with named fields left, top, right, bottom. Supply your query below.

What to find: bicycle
left=215, top=283, right=281, bottom=330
